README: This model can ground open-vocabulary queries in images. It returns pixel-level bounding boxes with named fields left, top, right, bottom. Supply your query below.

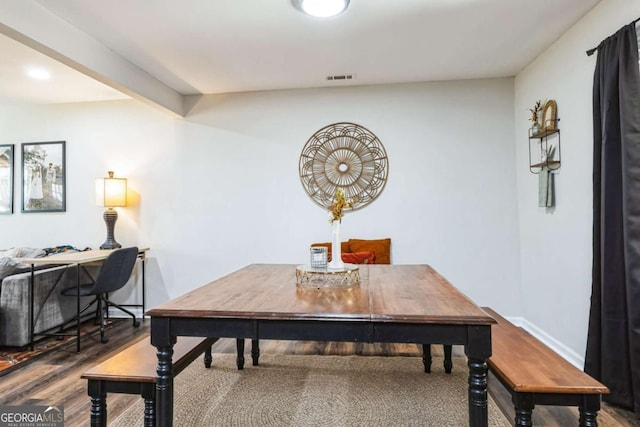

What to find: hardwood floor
left=0, top=320, right=637, bottom=426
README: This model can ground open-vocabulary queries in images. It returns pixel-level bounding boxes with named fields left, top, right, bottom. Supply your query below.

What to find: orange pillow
left=311, top=241, right=351, bottom=253
left=348, top=238, right=391, bottom=264
left=342, top=251, right=376, bottom=264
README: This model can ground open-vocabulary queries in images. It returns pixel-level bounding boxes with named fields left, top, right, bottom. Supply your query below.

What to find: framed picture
left=22, top=141, right=66, bottom=213
left=0, top=144, right=14, bottom=214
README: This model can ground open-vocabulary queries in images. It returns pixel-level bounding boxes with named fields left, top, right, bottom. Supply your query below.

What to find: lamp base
left=100, top=208, right=122, bottom=250
left=100, top=241, right=122, bottom=250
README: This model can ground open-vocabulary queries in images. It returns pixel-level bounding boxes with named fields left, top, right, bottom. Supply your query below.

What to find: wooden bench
left=82, top=336, right=217, bottom=427
left=483, top=307, right=609, bottom=426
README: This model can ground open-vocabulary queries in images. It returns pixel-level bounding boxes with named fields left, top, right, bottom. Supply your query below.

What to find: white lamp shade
left=96, top=173, right=127, bottom=207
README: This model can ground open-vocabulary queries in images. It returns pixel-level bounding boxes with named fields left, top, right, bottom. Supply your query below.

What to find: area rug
left=111, top=354, right=510, bottom=426
left=0, top=319, right=115, bottom=377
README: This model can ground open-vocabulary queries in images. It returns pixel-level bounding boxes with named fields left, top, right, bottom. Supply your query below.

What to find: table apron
left=163, top=317, right=473, bottom=346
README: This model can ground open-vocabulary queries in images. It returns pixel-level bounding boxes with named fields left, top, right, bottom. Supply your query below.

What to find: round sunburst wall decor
left=299, top=122, right=389, bottom=211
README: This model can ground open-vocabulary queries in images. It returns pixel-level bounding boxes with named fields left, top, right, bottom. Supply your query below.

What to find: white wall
left=0, top=78, right=521, bottom=314
left=514, top=0, right=640, bottom=365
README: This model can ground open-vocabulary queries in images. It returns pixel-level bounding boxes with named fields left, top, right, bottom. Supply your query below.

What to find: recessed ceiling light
left=292, top=0, right=350, bottom=18
left=26, top=68, right=51, bottom=80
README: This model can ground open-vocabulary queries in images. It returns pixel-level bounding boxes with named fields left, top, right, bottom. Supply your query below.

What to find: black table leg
left=29, top=264, right=35, bottom=351
left=251, top=339, right=260, bottom=366
left=152, top=318, right=175, bottom=427
left=236, top=338, right=245, bottom=370
left=465, top=325, right=491, bottom=427
left=443, top=344, right=453, bottom=374
left=88, top=380, right=107, bottom=427
left=141, top=254, right=146, bottom=321
left=204, top=345, right=212, bottom=368
left=76, top=264, right=81, bottom=353
left=422, top=344, right=432, bottom=373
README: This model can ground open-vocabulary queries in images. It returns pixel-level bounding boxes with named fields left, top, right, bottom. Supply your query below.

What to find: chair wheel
left=101, top=336, right=109, bottom=344
left=133, top=320, right=140, bottom=328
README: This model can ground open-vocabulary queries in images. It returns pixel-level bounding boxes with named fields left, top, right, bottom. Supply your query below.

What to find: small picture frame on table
left=22, top=141, right=66, bottom=213
left=0, top=144, right=14, bottom=214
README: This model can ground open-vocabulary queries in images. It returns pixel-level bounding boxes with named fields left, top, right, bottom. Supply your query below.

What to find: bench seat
left=483, top=307, right=609, bottom=426
left=82, top=336, right=217, bottom=426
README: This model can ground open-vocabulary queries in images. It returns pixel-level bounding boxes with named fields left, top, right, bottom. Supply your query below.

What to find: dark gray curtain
left=585, top=21, right=640, bottom=416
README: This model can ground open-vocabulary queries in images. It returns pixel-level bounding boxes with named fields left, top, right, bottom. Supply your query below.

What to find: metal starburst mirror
left=299, top=122, right=389, bottom=211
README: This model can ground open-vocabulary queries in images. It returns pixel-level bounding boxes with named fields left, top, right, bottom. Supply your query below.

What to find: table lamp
left=96, top=171, right=127, bottom=249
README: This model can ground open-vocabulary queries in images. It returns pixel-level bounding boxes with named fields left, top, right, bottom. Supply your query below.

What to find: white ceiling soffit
left=0, top=0, right=600, bottom=115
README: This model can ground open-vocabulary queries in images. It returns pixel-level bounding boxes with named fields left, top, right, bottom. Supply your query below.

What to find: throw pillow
left=0, top=248, right=19, bottom=258
left=14, top=247, right=46, bottom=258
left=311, top=241, right=351, bottom=253
left=0, top=257, right=26, bottom=281
left=43, top=245, right=86, bottom=255
left=342, top=251, right=376, bottom=264
left=348, top=238, right=391, bottom=264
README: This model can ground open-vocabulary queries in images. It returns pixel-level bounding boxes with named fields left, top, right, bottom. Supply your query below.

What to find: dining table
left=149, top=263, right=495, bottom=426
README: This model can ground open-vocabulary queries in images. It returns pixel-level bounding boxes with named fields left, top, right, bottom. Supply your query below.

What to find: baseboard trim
left=107, top=307, right=145, bottom=319
left=506, top=315, right=584, bottom=369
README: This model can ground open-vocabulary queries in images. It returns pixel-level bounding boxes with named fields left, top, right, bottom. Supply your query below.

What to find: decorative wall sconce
left=95, top=171, right=127, bottom=249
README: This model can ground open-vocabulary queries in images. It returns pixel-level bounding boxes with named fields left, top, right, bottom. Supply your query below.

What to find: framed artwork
left=22, top=141, right=66, bottom=213
left=0, top=144, right=14, bottom=214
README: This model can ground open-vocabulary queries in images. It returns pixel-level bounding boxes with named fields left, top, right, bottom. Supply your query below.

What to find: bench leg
left=88, top=380, right=107, bottom=427
left=579, top=395, right=601, bottom=427
left=204, top=345, right=212, bottom=368
left=236, top=338, right=245, bottom=370
left=142, top=384, right=155, bottom=427
left=513, top=393, right=534, bottom=427
left=251, top=339, right=260, bottom=366
left=579, top=408, right=599, bottom=427
left=443, top=344, right=453, bottom=374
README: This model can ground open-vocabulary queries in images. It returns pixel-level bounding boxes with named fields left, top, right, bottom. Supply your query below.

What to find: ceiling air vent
left=326, top=74, right=355, bottom=81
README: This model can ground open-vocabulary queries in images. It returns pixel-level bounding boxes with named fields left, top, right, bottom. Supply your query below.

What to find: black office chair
left=61, top=247, right=140, bottom=343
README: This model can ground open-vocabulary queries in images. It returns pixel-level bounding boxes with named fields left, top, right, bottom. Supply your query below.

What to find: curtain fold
left=585, top=21, right=640, bottom=416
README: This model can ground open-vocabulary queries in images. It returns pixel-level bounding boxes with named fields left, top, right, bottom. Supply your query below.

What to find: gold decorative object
left=296, top=264, right=360, bottom=290
left=328, top=187, right=356, bottom=223
left=528, top=100, right=543, bottom=136
left=541, top=100, right=558, bottom=131
left=299, top=122, right=388, bottom=212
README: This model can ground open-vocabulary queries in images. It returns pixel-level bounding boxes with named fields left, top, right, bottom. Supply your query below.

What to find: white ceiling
left=0, top=0, right=600, bottom=114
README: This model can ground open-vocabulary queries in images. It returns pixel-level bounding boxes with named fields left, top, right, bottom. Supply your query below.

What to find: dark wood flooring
left=0, top=320, right=637, bottom=426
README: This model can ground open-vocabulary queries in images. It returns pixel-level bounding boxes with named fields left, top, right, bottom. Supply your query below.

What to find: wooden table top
left=148, top=264, right=495, bottom=325
left=21, top=247, right=149, bottom=265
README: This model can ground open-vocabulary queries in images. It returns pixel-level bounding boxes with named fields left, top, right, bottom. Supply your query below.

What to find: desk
left=149, top=264, right=495, bottom=427
left=22, top=247, right=148, bottom=352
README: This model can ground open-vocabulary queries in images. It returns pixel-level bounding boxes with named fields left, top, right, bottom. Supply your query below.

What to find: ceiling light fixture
left=26, top=68, right=51, bottom=81
left=292, top=0, right=350, bottom=18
